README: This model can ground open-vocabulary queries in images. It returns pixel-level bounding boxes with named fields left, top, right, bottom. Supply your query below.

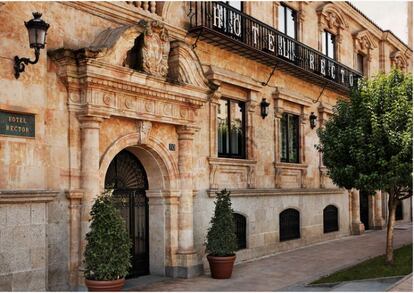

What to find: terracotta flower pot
left=207, top=254, right=236, bottom=279
left=85, top=278, right=125, bottom=291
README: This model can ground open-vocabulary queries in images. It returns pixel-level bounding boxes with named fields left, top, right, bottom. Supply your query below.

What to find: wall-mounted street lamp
left=309, top=112, right=317, bottom=129
left=14, top=12, right=50, bottom=79
left=260, top=98, right=270, bottom=119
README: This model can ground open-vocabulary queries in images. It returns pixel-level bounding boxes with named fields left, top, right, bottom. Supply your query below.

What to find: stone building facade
left=0, top=1, right=412, bottom=291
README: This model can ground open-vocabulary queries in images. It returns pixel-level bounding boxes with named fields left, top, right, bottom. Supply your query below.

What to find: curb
left=306, top=275, right=406, bottom=288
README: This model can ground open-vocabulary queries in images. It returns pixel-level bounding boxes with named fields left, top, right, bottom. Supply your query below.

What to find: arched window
left=323, top=205, right=339, bottom=233
left=233, top=213, right=247, bottom=250
left=395, top=201, right=403, bottom=221
left=279, top=209, right=300, bottom=241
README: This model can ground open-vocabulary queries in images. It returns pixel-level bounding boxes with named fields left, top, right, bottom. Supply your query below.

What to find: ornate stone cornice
left=0, top=190, right=59, bottom=204
left=203, top=65, right=263, bottom=92
left=317, top=3, right=349, bottom=33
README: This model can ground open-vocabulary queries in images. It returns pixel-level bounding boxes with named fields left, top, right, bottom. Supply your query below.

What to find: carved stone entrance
left=105, top=150, right=149, bottom=277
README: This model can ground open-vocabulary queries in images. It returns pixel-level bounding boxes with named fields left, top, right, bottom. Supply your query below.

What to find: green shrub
left=84, top=190, right=131, bottom=280
left=205, top=189, right=237, bottom=256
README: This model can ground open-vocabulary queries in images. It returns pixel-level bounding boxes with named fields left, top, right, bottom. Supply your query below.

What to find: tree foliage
left=205, top=189, right=237, bottom=257
left=318, top=69, right=412, bottom=196
left=317, top=69, right=412, bottom=264
left=84, top=190, right=131, bottom=280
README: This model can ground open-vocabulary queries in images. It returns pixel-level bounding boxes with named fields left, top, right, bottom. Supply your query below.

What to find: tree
left=317, top=69, right=412, bottom=265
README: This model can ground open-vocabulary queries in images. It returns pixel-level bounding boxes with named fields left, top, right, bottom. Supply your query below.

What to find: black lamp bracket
left=262, top=65, right=277, bottom=86
left=14, top=47, right=40, bottom=79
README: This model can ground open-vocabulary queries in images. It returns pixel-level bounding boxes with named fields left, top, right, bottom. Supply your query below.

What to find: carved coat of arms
left=142, top=21, right=170, bottom=77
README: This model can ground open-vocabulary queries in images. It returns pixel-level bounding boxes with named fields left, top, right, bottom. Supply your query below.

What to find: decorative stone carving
left=168, top=41, right=211, bottom=89
left=137, top=120, right=152, bottom=144
left=354, top=30, right=377, bottom=53
left=390, top=51, right=408, bottom=71
left=142, top=21, right=170, bottom=77
left=317, top=3, right=348, bottom=33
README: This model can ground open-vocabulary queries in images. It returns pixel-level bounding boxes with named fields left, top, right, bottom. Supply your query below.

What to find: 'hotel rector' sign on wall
left=0, top=110, right=35, bottom=137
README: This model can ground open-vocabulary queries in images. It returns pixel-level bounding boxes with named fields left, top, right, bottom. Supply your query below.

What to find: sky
left=349, top=0, right=409, bottom=45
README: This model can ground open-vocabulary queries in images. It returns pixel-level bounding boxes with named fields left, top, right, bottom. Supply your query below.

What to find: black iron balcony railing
left=188, top=1, right=362, bottom=93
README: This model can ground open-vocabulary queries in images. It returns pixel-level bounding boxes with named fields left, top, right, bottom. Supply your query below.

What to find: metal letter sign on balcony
left=188, top=2, right=362, bottom=93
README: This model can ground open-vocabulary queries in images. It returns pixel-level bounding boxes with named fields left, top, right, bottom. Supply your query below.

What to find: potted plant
left=205, top=189, right=238, bottom=279
left=84, top=190, right=131, bottom=291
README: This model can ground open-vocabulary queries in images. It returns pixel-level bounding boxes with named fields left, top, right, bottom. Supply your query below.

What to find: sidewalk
left=388, top=273, right=413, bottom=292
left=127, top=223, right=412, bottom=291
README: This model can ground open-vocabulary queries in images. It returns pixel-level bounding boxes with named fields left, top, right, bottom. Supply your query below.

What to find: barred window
left=233, top=213, right=247, bottom=250
left=323, top=205, right=339, bottom=233
left=279, top=209, right=300, bottom=241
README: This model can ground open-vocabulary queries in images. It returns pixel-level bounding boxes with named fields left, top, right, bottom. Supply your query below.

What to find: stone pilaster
left=78, top=115, right=103, bottom=282
left=351, top=189, right=365, bottom=235
left=65, top=190, right=84, bottom=290
left=174, top=125, right=202, bottom=278
left=373, top=190, right=385, bottom=229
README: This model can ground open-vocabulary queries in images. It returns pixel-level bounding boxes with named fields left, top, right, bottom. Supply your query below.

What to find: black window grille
left=233, top=213, right=247, bottom=250
left=279, top=208, right=300, bottom=241
left=395, top=200, right=403, bottom=221
left=323, top=205, right=339, bottom=233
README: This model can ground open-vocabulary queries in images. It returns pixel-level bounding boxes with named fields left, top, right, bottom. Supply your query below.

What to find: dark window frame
left=233, top=213, right=247, bottom=250
left=279, top=208, right=300, bottom=241
left=279, top=3, right=298, bottom=40
left=225, top=1, right=244, bottom=12
left=356, top=53, right=365, bottom=75
left=322, top=30, right=336, bottom=60
left=218, top=98, right=246, bottom=159
left=323, top=205, right=339, bottom=233
left=280, top=112, right=300, bottom=163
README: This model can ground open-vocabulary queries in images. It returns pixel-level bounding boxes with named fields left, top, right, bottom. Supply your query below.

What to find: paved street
left=126, top=223, right=412, bottom=291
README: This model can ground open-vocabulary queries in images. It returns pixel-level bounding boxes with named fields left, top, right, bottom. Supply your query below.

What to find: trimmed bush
left=84, top=190, right=131, bottom=280
left=206, top=189, right=237, bottom=256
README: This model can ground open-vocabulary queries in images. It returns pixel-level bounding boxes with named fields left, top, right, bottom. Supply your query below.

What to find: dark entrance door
left=360, top=191, right=370, bottom=230
left=105, top=150, right=149, bottom=278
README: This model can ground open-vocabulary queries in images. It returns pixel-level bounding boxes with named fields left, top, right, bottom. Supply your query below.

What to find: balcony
left=187, top=1, right=362, bottom=94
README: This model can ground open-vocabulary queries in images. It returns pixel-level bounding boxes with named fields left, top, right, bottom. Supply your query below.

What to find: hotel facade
left=0, top=1, right=412, bottom=291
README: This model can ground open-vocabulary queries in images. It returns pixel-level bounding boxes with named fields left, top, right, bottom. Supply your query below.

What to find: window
left=356, top=53, right=365, bottom=75
left=218, top=98, right=246, bottom=158
left=322, top=30, right=336, bottom=59
left=280, top=113, right=299, bottom=163
left=279, top=209, right=300, bottom=241
left=278, top=4, right=297, bottom=39
left=233, top=213, right=247, bottom=250
left=226, top=1, right=243, bottom=11
left=323, top=205, right=339, bottom=233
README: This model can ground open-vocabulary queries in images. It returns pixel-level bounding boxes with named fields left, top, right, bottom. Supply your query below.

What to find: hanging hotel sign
left=189, top=1, right=361, bottom=91
left=0, top=110, right=35, bottom=137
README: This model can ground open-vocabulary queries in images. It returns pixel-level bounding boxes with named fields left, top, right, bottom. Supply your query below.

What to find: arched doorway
left=104, top=150, right=149, bottom=278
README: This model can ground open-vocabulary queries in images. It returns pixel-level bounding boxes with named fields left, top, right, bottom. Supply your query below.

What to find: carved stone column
left=351, top=189, right=365, bottom=235
left=374, top=190, right=385, bottom=229
left=175, top=125, right=202, bottom=277
left=65, top=190, right=84, bottom=289
left=78, top=115, right=103, bottom=275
